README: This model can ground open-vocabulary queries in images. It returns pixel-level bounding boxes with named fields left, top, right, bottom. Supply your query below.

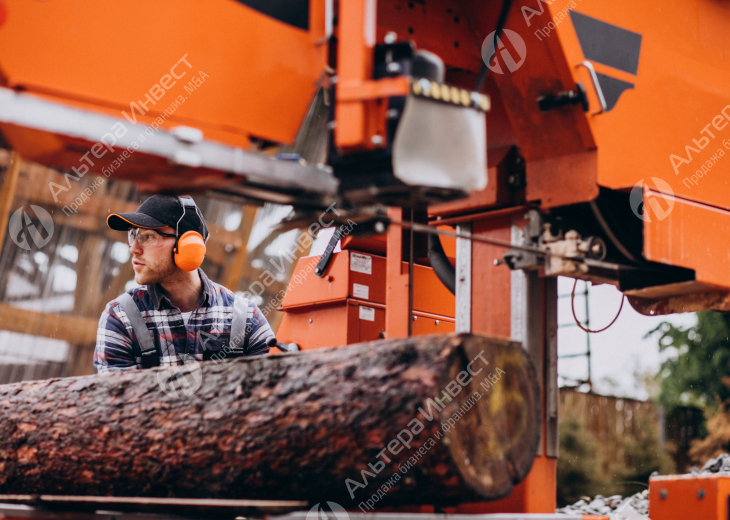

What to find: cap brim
left=107, top=213, right=168, bottom=231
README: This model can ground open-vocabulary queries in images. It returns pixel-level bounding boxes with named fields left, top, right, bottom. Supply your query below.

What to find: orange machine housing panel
left=281, top=250, right=455, bottom=316
left=276, top=301, right=387, bottom=351
left=0, top=0, right=327, bottom=154
left=649, top=474, right=730, bottom=520
left=644, top=190, right=730, bottom=288
left=282, top=251, right=388, bottom=308
left=550, top=0, right=730, bottom=211
left=277, top=249, right=456, bottom=350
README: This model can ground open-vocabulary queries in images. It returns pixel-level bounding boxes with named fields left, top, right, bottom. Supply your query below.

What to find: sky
left=557, top=276, right=697, bottom=400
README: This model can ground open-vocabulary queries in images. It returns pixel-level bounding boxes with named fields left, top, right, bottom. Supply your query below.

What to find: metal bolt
left=386, top=62, right=402, bottom=73
left=374, top=222, right=386, bottom=233
left=384, top=31, right=397, bottom=44
left=412, top=315, right=417, bottom=321
left=659, top=489, right=668, bottom=500
left=435, top=320, right=440, bottom=325
left=308, top=319, right=313, bottom=324
left=386, top=108, right=400, bottom=119
left=697, top=489, right=705, bottom=499
left=371, top=135, right=383, bottom=145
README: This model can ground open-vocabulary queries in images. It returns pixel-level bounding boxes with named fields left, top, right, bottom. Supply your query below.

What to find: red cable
left=571, top=279, right=625, bottom=333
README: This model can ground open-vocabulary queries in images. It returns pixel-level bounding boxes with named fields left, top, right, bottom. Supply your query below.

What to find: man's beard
left=134, top=256, right=177, bottom=285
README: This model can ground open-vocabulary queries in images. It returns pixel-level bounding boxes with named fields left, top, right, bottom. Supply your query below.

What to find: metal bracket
left=455, top=223, right=472, bottom=333
left=503, top=209, right=543, bottom=271
left=314, top=225, right=347, bottom=277
left=537, top=82, right=589, bottom=113
left=575, top=60, right=608, bottom=114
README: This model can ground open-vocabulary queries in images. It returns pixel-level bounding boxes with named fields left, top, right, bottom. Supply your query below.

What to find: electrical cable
left=474, top=0, right=514, bottom=92
left=571, top=279, right=624, bottom=333
left=589, top=201, right=639, bottom=263
left=427, top=234, right=456, bottom=294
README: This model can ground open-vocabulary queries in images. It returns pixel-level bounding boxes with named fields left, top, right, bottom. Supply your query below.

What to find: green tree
left=649, top=312, right=730, bottom=413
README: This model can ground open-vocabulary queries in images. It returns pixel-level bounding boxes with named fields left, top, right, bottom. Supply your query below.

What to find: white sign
left=359, top=306, right=375, bottom=322
left=350, top=253, right=372, bottom=275
left=353, top=283, right=369, bottom=300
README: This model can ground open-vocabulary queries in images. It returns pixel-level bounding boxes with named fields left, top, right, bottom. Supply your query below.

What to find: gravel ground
left=690, top=452, right=730, bottom=474
left=556, top=489, right=649, bottom=519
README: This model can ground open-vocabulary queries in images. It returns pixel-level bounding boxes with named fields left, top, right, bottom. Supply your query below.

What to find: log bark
left=0, top=333, right=540, bottom=508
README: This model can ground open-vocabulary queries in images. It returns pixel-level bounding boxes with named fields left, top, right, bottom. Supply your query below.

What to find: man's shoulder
left=105, top=285, right=151, bottom=311
left=207, top=280, right=238, bottom=306
left=206, top=281, right=259, bottom=315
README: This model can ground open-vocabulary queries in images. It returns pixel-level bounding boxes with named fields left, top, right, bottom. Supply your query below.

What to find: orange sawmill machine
left=1, top=0, right=730, bottom=518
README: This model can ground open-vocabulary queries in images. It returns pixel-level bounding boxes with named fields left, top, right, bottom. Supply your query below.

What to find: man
left=93, top=194, right=274, bottom=373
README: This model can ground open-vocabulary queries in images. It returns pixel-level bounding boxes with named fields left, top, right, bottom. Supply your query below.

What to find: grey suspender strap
left=230, top=295, right=249, bottom=355
left=116, top=293, right=159, bottom=368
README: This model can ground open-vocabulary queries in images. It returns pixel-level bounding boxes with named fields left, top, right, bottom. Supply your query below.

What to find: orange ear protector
left=172, top=196, right=208, bottom=271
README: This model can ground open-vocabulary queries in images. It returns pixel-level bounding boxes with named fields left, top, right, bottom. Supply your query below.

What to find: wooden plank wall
left=559, top=389, right=659, bottom=468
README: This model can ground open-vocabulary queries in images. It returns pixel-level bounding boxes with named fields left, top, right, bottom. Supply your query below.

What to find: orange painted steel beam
left=335, top=0, right=376, bottom=149
left=337, top=77, right=411, bottom=102
left=385, top=207, right=411, bottom=339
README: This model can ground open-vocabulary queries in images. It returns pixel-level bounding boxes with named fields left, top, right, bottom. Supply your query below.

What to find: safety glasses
left=127, top=228, right=177, bottom=248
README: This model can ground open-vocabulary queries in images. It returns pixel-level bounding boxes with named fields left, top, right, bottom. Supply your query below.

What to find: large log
left=0, top=333, right=540, bottom=508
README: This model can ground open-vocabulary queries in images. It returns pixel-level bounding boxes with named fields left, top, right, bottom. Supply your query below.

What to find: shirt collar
left=147, top=268, right=214, bottom=310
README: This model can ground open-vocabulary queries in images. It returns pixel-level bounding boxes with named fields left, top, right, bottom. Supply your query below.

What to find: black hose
left=428, top=234, right=456, bottom=295
left=474, top=0, right=514, bottom=92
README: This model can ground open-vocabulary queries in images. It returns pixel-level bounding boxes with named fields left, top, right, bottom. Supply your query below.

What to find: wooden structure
left=559, top=389, right=660, bottom=471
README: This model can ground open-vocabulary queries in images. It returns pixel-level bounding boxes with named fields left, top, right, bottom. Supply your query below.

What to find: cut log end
left=439, top=334, right=541, bottom=501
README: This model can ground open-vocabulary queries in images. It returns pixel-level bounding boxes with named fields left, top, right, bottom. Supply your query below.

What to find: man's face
left=128, top=226, right=177, bottom=285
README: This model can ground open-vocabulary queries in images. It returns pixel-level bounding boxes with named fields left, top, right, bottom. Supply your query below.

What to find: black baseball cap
left=107, top=194, right=208, bottom=239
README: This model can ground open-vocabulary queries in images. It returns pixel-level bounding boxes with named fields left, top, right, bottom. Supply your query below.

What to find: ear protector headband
left=172, top=196, right=208, bottom=271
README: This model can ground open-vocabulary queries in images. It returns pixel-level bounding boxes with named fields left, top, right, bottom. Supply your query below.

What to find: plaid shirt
left=93, top=269, right=273, bottom=374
